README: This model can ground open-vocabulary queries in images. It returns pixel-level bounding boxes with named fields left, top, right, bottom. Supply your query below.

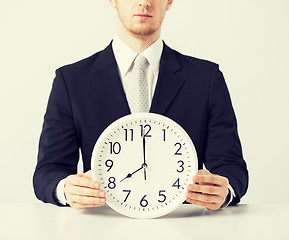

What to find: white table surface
left=0, top=202, right=288, bottom=240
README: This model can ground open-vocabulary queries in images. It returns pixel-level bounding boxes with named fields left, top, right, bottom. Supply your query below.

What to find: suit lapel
left=91, top=42, right=131, bottom=118
left=91, top=42, right=185, bottom=118
left=150, top=43, right=185, bottom=115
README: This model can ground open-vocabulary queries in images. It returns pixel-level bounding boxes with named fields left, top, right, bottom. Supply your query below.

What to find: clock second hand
left=120, top=165, right=143, bottom=182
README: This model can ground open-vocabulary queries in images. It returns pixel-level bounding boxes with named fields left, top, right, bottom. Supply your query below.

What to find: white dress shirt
left=56, top=37, right=234, bottom=208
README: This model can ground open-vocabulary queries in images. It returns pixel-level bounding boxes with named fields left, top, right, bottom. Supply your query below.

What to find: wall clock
left=91, top=113, right=198, bottom=218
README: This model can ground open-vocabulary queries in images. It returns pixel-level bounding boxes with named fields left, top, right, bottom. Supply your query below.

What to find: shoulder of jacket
left=172, top=49, right=219, bottom=70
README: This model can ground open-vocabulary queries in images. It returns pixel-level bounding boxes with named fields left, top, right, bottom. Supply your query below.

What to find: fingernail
left=95, top=183, right=100, bottom=189
left=99, top=191, right=105, bottom=197
left=100, top=198, right=105, bottom=203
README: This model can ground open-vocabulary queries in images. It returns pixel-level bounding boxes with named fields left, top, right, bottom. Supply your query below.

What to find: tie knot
left=134, top=54, right=148, bottom=70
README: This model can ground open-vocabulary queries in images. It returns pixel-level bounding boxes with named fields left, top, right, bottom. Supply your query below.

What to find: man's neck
left=116, top=25, right=161, bottom=53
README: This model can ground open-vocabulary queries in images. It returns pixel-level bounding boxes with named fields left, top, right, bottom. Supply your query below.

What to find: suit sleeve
left=205, top=65, right=249, bottom=205
left=33, top=68, right=80, bottom=206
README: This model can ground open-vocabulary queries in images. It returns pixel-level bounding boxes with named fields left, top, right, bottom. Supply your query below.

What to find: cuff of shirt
left=221, top=183, right=235, bottom=208
left=55, top=178, right=68, bottom=206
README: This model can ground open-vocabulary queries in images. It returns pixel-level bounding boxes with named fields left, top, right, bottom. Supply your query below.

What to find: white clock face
left=91, top=113, right=198, bottom=218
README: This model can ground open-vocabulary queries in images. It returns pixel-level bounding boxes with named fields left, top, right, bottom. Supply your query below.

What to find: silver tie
left=126, top=54, right=149, bottom=113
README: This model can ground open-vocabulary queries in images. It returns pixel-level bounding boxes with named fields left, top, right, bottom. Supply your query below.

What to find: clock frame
left=91, top=113, right=198, bottom=218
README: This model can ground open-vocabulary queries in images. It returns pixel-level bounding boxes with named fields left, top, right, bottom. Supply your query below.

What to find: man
left=33, top=0, right=248, bottom=211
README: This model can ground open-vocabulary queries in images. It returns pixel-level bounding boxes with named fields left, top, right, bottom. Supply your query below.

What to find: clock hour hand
left=120, top=165, right=143, bottom=182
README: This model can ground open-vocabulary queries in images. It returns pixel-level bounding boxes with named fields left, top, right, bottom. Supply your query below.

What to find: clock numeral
left=140, top=195, right=148, bottom=207
left=177, top=160, right=184, bottom=173
left=140, top=124, right=152, bottom=137
left=162, top=129, right=166, bottom=141
left=174, top=142, right=182, bottom=155
left=108, top=177, right=116, bottom=189
left=124, top=129, right=134, bottom=141
left=158, top=190, right=166, bottom=203
left=172, top=178, right=180, bottom=189
left=123, top=190, right=131, bottom=202
left=105, top=159, right=113, bottom=172
left=109, top=142, right=121, bottom=154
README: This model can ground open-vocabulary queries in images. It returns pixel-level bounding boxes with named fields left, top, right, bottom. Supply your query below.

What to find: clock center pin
left=142, top=163, right=148, bottom=168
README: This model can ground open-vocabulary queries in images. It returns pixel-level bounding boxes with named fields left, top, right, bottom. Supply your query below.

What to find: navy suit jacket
left=33, top=42, right=248, bottom=206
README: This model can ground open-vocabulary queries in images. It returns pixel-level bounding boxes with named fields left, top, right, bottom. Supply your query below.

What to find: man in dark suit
left=33, top=0, right=248, bottom=211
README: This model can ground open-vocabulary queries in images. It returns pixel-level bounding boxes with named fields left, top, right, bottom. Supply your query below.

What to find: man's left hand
left=186, top=169, right=229, bottom=210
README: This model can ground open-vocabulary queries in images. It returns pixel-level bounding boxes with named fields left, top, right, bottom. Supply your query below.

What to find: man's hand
left=186, top=169, right=229, bottom=210
left=64, top=170, right=106, bottom=210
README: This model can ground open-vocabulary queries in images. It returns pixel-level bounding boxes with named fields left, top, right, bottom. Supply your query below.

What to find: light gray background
left=0, top=0, right=288, bottom=205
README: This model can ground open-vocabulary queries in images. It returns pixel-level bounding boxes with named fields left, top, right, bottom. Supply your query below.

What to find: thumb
left=83, top=170, right=101, bottom=188
left=83, top=170, right=92, bottom=178
left=77, top=170, right=92, bottom=179
left=197, top=169, right=211, bottom=175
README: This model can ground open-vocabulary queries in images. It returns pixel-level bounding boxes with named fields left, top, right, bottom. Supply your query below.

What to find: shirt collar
left=112, top=36, right=163, bottom=77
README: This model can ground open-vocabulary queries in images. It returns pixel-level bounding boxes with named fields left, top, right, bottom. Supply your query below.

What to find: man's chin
left=130, top=26, right=157, bottom=37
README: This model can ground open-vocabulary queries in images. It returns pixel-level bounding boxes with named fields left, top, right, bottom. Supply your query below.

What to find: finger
left=187, top=183, right=221, bottom=195
left=67, top=198, right=106, bottom=210
left=69, top=202, right=85, bottom=210
left=67, top=185, right=105, bottom=198
left=66, top=175, right=100, bottom=189
left=193, top=174, right=228, bottom=186
left=186, top=191, right=221, bottom=203
left=67, top=194, right=106, bottom=206
left=69, top=202, right=104, bottom=210
left=186, top=198, right=220, bottom=210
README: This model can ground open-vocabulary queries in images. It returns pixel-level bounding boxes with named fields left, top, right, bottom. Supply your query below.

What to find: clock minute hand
left=120, top=165, right=143, bottom=182
left=142, top=136, right=147, bottom=180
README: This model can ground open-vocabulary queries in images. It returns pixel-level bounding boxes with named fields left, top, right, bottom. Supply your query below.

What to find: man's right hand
left=64, top=170, right=106, bottom=210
